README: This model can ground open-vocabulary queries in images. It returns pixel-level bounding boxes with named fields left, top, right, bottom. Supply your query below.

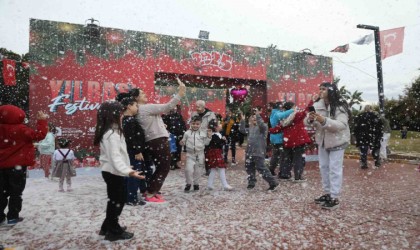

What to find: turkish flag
left=330, top=44, right=349, bottom=53
left=2, top=59, right=17, bottom=86
left=380, top=27, right=405, bottom=60
left=22, top=62, right=30, bottom=69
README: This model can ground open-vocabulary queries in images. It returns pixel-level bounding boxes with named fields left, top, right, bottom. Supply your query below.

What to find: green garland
left=30, top=19, right=332, bottom=82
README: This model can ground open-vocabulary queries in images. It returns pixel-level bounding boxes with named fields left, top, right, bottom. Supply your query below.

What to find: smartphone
left=308, top=106, right=316, bottom=113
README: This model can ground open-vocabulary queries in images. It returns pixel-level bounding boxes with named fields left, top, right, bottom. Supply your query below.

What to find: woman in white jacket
left=306, top=82, right=351, bottom=210
left=36, top=123, right=56, bottom=178
left=94, top=101, right=145, bottom=242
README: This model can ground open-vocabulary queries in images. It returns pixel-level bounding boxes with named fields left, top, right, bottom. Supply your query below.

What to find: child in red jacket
left=0, top=105, right=48, bottom=225
left=269, top=101, right=313, bottom=181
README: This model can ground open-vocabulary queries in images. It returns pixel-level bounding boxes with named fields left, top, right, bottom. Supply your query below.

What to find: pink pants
left=40, top=154, right=52, bottom=177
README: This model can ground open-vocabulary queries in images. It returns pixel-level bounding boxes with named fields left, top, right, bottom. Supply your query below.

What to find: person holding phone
left=131, top=78, right=186, bottom=203
left=308, top=106, right=316, bottom=113
left=305, top=82, right=351, bottom=210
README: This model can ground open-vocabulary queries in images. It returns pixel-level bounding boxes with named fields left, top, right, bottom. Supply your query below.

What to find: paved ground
left=214, top=147, right=420, bottom=249
left=1, top=147, right=419, bottom=249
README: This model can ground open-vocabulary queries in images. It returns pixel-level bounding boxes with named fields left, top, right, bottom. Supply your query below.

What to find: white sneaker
left=222, top=185, right=234, bottom=191
left=207, top=186, right=214, bottom=190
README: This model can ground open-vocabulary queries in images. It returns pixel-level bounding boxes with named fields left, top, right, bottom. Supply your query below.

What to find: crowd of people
left=0, top=81, right=397, bottom=241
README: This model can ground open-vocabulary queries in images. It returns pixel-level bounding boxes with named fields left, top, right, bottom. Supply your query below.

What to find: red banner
left=380, top=27, right=405, bottom=60
left=28, top=19, right=333, bottom=158
left=330, top=44, right=349, bottom=53
left=2, top=59, right=17, bottom=86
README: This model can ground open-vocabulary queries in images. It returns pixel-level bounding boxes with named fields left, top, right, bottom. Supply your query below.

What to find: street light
left=357, top=24, right=385, bottom=114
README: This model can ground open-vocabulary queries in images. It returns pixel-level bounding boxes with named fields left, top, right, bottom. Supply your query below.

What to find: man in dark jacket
left=0, top=105, right=48, bottom=225
left=353, top=105, right=384, bottom=169
left=162, top=105, right=187, bottom=170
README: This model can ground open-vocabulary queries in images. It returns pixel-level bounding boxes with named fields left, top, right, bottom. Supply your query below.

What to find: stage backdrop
left=28, top=19, right=332, bottom=157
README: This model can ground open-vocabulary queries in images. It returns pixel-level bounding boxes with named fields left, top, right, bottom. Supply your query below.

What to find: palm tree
left=334, top=76, right=364, bottom=109
left=348, top=90, right=363, bottom=108
left=339, top=85, right=351, bottom=101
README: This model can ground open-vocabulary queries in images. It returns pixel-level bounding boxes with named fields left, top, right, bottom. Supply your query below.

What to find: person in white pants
left=305, top=82, right=351, bottom=210
left=380, top=115, right=391, bottom=161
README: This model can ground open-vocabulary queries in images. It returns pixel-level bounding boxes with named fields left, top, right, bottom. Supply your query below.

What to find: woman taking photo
left=130, top=78, right=186, bottom=203
left=306, top=82, right=351, bottom=210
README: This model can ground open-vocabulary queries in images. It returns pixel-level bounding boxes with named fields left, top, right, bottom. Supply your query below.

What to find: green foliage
left=384, top=74, right=420, bottom=131
left=388, top=130, right=420, bottom=153
left=74, top=148, right=97, bottom=160
left=346, top=130, right=420, bottom=154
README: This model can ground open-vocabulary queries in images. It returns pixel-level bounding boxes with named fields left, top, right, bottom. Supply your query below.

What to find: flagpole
left=356, top=24, right=385, bottom=114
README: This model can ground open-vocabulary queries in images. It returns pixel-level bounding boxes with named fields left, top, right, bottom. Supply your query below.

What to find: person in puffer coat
left=269, top=101, right=313, bottom=181
left=0, top=105, right=48, bottom=225
left=304, top=82, right=351, bottom=210
left=180, top=115, right=211, bottom=192
left=353, top=105, right=383, bottom=168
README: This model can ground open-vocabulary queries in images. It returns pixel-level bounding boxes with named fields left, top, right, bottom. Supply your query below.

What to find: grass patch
left=346, top=130, right=420, bottom=154
left=388, top=130, right=420, bottom=154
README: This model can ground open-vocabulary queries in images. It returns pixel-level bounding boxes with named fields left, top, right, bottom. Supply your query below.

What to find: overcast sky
left=1, top=0, right=419, bottom=104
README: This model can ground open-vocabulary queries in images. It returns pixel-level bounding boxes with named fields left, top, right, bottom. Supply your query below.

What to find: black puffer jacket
left=353, top=111, right=383, bottom=148
left=162, top=111, right=187, bottom=138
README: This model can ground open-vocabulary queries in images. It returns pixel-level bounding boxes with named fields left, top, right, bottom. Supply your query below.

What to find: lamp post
left=357, top=24, right=385, bottom=114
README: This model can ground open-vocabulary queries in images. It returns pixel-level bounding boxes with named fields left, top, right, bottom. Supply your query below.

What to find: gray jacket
left=239, top=114, right=267, bottom=158
left=304, top=99, right=350, bottom=150
left=181, top=129, right=211, bottom=155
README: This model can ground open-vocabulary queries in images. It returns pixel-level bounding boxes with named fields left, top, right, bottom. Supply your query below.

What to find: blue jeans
left=125, top=151, right=153, bottom=203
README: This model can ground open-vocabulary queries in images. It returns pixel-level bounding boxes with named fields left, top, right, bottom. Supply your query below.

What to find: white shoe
left=222, top=185, right=234, bottom=191
left=207, top=186, right=214, bottom=190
